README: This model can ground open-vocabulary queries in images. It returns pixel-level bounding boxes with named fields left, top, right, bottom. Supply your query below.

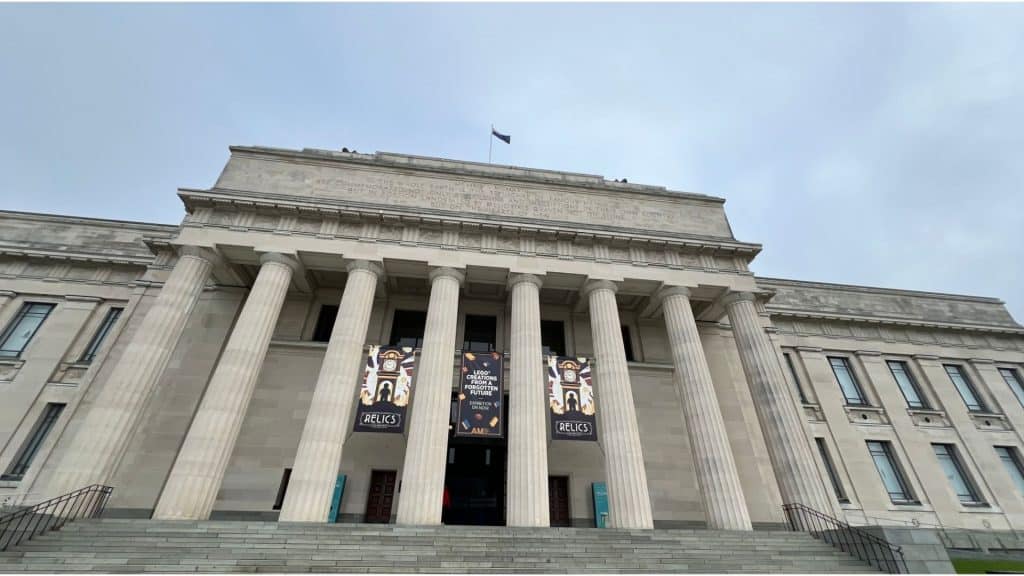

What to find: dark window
left=272, top=468, right=293, bottom=510
left=79, top=307, right=123, bottom=363
left=815, top=438, right=848, bottom=503
left=866, top=440, right=914, bottom=504
left=933, top=443, right=984, bottom=505
left=999, top=368, right=1024, bottom=407
left=621, top=325, right=635, bottom=362
left=784, top=353, right=808, bottom=404
left=2, top=403, right=65, bottom=481
left=829, top=356, right=867, bottom=406
left=541, top=320, right=566, bottom=357
left=463, top=315, right=497, bottom=353
left=389, top=310, right=427, bottom=348
left=0, top=303, right=55, bottom=358
left=944, top=364, right=986, bottom=412
left=312, top=304, right=339, bottom=342
left=887, top=360, right=928, bottom=409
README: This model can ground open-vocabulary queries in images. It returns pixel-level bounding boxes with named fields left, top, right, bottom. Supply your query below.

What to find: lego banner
left=547, top=355, right=597, bottom=441
left=455, top=351, right=504, bottom=437
left=354, top=345, right=416, bottom=434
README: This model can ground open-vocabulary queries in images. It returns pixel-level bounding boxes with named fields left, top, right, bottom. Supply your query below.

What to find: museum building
left=2, top=145, right=1024, bottom=534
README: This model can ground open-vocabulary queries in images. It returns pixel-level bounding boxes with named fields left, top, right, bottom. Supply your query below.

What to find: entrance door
left=548, top=476, right=571, bottom=527
left=364, top=470, right=396, bottom=523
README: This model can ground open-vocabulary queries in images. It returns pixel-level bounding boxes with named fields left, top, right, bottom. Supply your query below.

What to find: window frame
left=388, top=309, right=428, bottom=349
left=78, top=307, right=124, bottom=363
left=944, top=364, right=987, bottom=413
left=932, top=443, right=986, bottom=506
left=783, top=352, right=809, bottom=404
left=815, top=437, right=849, bottom=503
left=995, top=446, right=1024, bottom=499
left=886, top=359, right=929, bottom=410
left=999, top=367, right=1024, bottom=408
left=540, top=319, right=566, bottom=357
left=462, top=314, right=498, bottom=353
left=0, top=302, right=56, bottom=359
left=829, top=356, right=868, bottom=406
left=866, top=440, right=916, bottom=505
left=1, top=402, right=66, bottom=481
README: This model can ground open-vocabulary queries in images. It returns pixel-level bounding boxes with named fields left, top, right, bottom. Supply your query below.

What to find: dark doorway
left=549, top=476, right=571, bottom=527
left=364, top=470, right=397, bottom=523
left=443, top=393, right=508, bottom=526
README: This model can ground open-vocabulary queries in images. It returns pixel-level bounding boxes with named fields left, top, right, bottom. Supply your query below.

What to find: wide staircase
left=0, top=518, right=882, bottom=573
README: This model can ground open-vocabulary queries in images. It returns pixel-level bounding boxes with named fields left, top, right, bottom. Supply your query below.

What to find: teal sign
left=592, top=482, right=609, bottom=528
left=328, top=474, right=347, bottom=523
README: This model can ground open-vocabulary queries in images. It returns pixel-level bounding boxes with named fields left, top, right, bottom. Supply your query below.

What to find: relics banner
left=354, top=345, right=416, bottom=434
left=547, top=355, right=597, bottom=441
left=455, top=351, right=504, bottom=437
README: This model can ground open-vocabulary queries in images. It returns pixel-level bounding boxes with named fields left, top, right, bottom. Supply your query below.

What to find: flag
left=491, top=128, right=511, bottom=144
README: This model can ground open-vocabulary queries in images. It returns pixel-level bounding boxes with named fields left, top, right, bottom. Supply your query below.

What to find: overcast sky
left=1, top=3, right=1021, bottom=320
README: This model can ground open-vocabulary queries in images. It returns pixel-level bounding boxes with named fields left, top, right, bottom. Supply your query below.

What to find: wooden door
left=364, top=470, right=397, bottom=524
left=548, top=476, right=570, bottom=527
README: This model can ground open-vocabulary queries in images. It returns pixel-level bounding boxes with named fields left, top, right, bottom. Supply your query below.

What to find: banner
left=354, top=346, right=416, bottom=434
left=547, top=355, right=597, bottom=441
left=455, top=351, right=504, bottom=437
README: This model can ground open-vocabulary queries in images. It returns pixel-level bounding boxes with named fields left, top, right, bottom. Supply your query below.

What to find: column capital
left=428, top=266, right=465, bottom=285
left=655, top=285, right=693, bottom=302
left=720, top=290, right=757, bottom=307
left=581, top=278, right=618, bottom=299
left=346, top=259, right=385, bottom=278
left=258, top=251, right=302, bottom=273
left=177, top=244, right=218, bottom=264
left=508, top=273, right=544, bottom=291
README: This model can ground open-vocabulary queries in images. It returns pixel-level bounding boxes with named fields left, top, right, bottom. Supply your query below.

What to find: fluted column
left=584, top=279, right=654, bottom=529
left=506, top=273, right=549, bottom=527
left=660, top=286, right=752, bottom=530
left=724, top=291, right=837, bottom=516
left=396, top=267, right=464, bottom=525
left=279, top=260, right=383, bottom=522
left=153, top=252, right=295, bottom=520
left=46, top=248, right=213, bottom=497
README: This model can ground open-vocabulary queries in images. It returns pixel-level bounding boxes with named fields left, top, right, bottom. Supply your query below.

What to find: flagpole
left=488, top=124, right=493, bottom=164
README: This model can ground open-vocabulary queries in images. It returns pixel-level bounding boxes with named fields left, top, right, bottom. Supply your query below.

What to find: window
left=0, top=303, right=55, bottom=358
left=995, top=446, right=1024, bottom=498
left=944, top=364, right=986, bottom=412
left=621, top=325, right=635, bottom=362
left=311, top=304, right=339, bottom=343
left=784, top=353, right=808, bottom=404
left=815, top=438, right=848, bottom=503
left=829, top=357, right=867, bottom=405
left=933, top=444, right=984, bottom=505
left=541, top=320, right=566, bottom=357
left=78, top=307, right=123, bottom=363
left=999, top=368, right=1024, bottom=407
left=272, top=468, right=292, bottom=510
left=388, top=310, right=427, bottom=348
left=887, top=360, right=928, bottom=409
left=1, top=403, right=65, bottom=481
left=463, top=315, right=497, bottom=353
left=866, top=440, right=914, bottom=504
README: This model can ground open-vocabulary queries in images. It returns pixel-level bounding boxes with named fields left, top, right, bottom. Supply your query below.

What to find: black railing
left=0, top=484, right=112, bottom=551
left=783, top=503, right=907, bottom=574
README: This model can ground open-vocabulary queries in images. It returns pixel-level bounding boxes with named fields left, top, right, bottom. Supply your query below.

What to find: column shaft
left=395, top=267, right=463, bottom=525
left=46, top=251, right=212, bottom=497
left=506, top=274, right=549, bottom=527
left=661, top=288, right=752, bottom=530
left=725, top=293, right=837, bottom=516
left=153, top=254, right=294, bottom=520
left=586, top=280, right=653, bottom=529
left=279, top=261, right=381, bottom=522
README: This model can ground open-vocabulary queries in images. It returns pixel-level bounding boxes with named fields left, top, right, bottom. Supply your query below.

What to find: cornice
left=756, top=276, right=1006, bottom=305
left=0, top=244, right=153, bottom=267
left=768, top=309, right=1024, bottom=336
left=0, top=209, right=179, bottom=234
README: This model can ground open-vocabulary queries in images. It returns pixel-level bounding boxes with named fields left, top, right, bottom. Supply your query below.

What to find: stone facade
left=0, top=146, right=1022, bottom=535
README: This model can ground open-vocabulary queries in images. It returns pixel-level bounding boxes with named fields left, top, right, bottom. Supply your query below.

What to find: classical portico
left=36, top=146, right=839, bottom=530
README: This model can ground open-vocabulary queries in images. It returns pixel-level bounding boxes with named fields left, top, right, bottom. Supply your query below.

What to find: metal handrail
left=783, top=502, right=907, bottom=574
left=0, top=484, right=113, bottom=551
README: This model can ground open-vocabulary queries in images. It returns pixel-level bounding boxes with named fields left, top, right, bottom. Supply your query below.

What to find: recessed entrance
left=443, top=393, right=508, bottom=526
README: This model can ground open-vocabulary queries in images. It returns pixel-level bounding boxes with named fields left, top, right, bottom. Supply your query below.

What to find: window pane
left=933, top=444, right=982, bottom=504
left=785, top=353, right=808, bottom=403
left=541, top=320, right=566, bottom=357
left=389, top=310, right=427, bottom=348
left=945, top=365, right=984, bottom=412
left=311, top=305, right=339, bottom=343
left=888, top=360, right=926, bottom=409
left=996, top=447, right=1024, bottom=498
left=79, top=307, right=123, bottom=363
left=830, top=357, right=865, bottom=405
left=1, top=403, right=65, bottom=480
left=1000, top=369, right=1024, bottom=407
left=463, top=315, right=497, bottom=353
left=867, top=441, right=912, bottom=503
left=815, top=438, right=847, bottom=502
left=0, top=303, right=55, bottom=357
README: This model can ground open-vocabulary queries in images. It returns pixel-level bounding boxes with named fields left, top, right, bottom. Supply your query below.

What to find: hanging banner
left=547, top=355, right=597, bottom=441
left=354, top=345, right=416, bottom=434
left=455, top=351, right=504, bottom=437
